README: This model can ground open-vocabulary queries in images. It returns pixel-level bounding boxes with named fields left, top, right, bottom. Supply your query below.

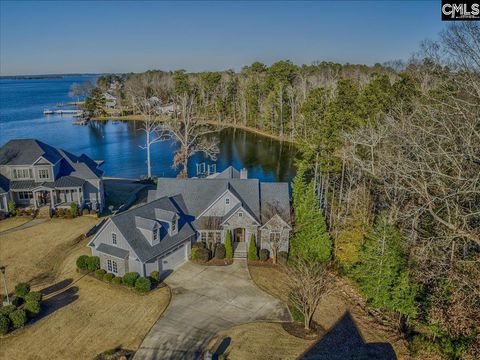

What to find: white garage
left=159, top=242, right=188, bottom=275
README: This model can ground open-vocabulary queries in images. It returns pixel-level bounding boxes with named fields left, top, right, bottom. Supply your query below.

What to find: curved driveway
left=134, top=260, right=290, bottom=360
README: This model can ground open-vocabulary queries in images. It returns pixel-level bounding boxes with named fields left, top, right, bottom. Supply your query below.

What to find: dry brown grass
left=0, top=216, right=98, bottom=286
left=0, top=217, right=171, bottom=360
left=0, top=217, right=32, bottom=232
left=247, top=264, right=410, bottom=359
left=206, top=322, right=313, bottom=360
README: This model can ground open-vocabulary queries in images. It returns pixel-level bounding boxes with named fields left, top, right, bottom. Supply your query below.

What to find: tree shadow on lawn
left=40, top=278, right=74, bottom=296
left=299, top=312, right=397, bottom=360
left=31, top=282, right=79, bottom=324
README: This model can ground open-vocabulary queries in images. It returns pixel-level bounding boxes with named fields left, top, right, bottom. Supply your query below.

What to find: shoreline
left=91, top=115, right=296, bottom=144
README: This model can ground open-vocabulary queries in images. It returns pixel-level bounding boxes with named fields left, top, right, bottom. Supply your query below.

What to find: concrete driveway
left=134, top=259, right=290, bottom=360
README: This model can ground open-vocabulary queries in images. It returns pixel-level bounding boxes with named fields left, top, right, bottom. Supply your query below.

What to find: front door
left=234, top=228, right=245, bottom=242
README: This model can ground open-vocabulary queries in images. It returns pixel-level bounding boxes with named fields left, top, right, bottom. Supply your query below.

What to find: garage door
left=159, top=243, right=187, bottom=275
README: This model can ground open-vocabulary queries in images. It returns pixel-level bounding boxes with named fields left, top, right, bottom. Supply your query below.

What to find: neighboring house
left=0, top=139, right=105, bottom=214
left=89, top=166, right=291, bottom=277
left=103, top=93, right=117, bottom=109
left=0, top=175, right=9, bottom=216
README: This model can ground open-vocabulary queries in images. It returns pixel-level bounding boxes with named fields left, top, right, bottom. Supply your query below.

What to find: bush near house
left=192, top=241, right=206, bottom=249
left=259, top=249, right=270, bottom=261
left=9, top=309, right=27, bottom=329
left=135, top=277, right=152, bottom=293
left=0, top=315, right=10, bottom=335
left=24, top=291, right=42, bottom=303
left=225, top=231, right=233, bottom=260
left=278, top=251, right=289, bottom=265
left=191, top=247, right=210, bottom=262
left=95, top=269, right=107, bottom=279
left=103, top=273, right=115, bottom=282
left=76, top=255, right=89, bottom=270
left=248, top=235, right=259, bottom=261
left=24, top=300, right=41, bottom=318
left=7, top=200, right=16, bottom=216
left=14, top=283, right=31, bottom=299
left=112, top=276, right=122, bottom=285
left=70, top=202, right=79, bottom=218
left=122, top=272, right=140, bottom=287
left=86, top=256, right=100, bottom=271
left=215, top=244, right=226, bottom=259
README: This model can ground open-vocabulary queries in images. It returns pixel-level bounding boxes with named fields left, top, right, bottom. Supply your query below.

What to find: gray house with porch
left=0, top=139, right=105, bottom=215
left=88, top=167, right=291, bottom=277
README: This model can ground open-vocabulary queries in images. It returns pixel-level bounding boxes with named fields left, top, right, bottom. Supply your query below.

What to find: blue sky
left=0, top=1, right=445, bottom=75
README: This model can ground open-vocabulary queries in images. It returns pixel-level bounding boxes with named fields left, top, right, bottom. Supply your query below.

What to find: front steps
left=233, top=242, right=247, bottom=259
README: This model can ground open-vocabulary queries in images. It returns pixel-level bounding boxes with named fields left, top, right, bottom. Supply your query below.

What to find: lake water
left=0, top=76, right=297, bottom=181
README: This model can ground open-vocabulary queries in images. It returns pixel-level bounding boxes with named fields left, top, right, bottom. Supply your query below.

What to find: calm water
left=0, top=76, right=297, bottom=181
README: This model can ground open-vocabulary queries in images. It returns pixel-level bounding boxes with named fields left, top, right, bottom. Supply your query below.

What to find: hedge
left=103, top=273, right=115, bottom=282
left=191, top=247, right=210, bottom=262
left=215, top=243, right=226, bottom=259
left=14, top=283, right=31, bottom=298
left=278, top=251, right=288, bottom=265
left=76, top=255, right=89, bottom=270
left=259, top=249, right=270, bottom=261
left=135, top=277, right=152, bottom=293
left=95, top=269, right=107, bottom=279
left=86, top=256, right=100, bottom=271
left=0, top=305, right=16, bottom=317
left=112, top=277, right=123, bottom=285
left=9, top=309, right=27, bottom=329
left=24, top=291, right=43, bottom=303
left=24, top=300, right=41, bottom=318
left=192, top=241, right=206, bottom=249
left=0, top=315, right=9, bottom=335
left=122, top=272, right=140, bottom=287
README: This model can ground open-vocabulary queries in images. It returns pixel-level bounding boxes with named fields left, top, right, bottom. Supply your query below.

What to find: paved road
left=134, top=260, right=290, bottom=360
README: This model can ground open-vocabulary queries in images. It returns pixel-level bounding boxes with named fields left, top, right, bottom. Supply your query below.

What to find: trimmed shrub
left=112, top=276, right=122, bottom=285
left=76, top=255, right=89, bottom=270
left=191, top=247, right=210, bottom=262
left=192, top=241, right=206, bottom=249
left=259, top=249, right=270, bottom=261
left=9, top=309, right=27, bottom=329
left=24, top=300, right=41, bottom=318
left=7, top=200, right=16, bottom=216
left=225, top=231, right=233, bottom=260
left=149, top=271, right=160, bottom=283
left=247, top=235, right=259, bottom=261
left=103, top=273, right=115, bottom=282
left=215, top=243, right=226, bottom=259
left=0, top=315, right=9, bottom=335
left=86, top=256, right=100, bottom=271
left=14, top=283, right=30, bottom=298
left=70, top=202, right=79, bottom=218
left=0, top=305, right=16, bottom=317
left=122, top=272, right=139, bottom=287
left=278, top=251, right=289, bottom=266
left=95, top=269, right=107, bottom=279
left=24, top=291, right=42, bottom=303
left=135, top=277, right=152, bottom=293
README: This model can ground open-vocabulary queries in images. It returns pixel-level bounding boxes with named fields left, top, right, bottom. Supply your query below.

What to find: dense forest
left=92, top=23, right=479, bottom=359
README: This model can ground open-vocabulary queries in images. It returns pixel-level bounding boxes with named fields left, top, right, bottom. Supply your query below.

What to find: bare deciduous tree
left=285, top=258, right=331, bottom=331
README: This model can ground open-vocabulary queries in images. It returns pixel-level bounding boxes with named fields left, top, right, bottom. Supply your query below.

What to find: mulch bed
left=282, top=321, right=323, bottom=340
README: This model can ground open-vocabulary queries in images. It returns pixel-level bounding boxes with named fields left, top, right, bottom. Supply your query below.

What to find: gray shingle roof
left=9, top=180, right=37, bottom=191
left=54, top=176, right=86, bottom=188
left=135, top=216, right=158, bottom=231
left=155, top=208, right=176, bottom=222
left=96, top=243, right=130, bottom=259
left=109, top=196, right=195, bottom=262
left=0, top=175, right=10, bottom=193
left=0, top=139, right=63, bottom=166
left=154, top=171, right=291, bottom=226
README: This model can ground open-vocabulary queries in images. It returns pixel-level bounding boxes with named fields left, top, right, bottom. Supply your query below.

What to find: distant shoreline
left=0, top=73, right=100, bottom=80
left=92, top=115, right=296, bottom=144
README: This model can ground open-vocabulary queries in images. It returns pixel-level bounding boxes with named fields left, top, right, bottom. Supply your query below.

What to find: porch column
left=32, top=190, right=37, bottom=210
left=49, top=190, right=54, bottom=209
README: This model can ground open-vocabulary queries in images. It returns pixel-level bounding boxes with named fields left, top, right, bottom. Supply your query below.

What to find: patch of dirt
left=282, top=322, right=322, bottom=340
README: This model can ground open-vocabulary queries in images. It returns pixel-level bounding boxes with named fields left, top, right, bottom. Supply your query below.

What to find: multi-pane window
left=153, top=227, right=158, bottom=242
left=238, top=212, right=243, bottom=217
left=107, top=259, right=118, bottom=274
left=18, top=191, right=33, bottom=200
left=225, top=198, right=230, bottom=205
left=112, top=233, right=117, bottom=245
left=38, top=169, right=49, bottom=179
left=201, top=232, right=207, bottom=242
left=14, top=168, right=32, bottom=179
left=269, top=231, right=281, bottom=243
left=171, top=221, right=176, bottom=232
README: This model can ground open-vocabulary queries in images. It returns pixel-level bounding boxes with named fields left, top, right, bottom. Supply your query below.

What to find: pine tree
left=225, top=230, right=233, bottom=260
left=291, top=164, right=331, bottom=263
left=248, top=234, right=259, bottom=261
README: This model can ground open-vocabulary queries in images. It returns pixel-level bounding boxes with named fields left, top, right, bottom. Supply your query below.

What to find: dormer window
left=225, top=198, right=230, bottom=205
left=153, top=229, right=158, bottom=242
left=112, top=233, right=117, bottom=245
left=171, top=221, right=176, bottom=232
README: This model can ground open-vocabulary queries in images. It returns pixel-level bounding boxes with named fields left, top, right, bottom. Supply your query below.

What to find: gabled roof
left=0, top=139, right=63, bottom=166
left=155, top=208, right=176, bottom=222
left=96, top=243, right=129, bottom=259
left=210, top=166, right=240, bottom=179
left=108, top=196, right=195, bottom=262
left=135, top=216, right=158, bottom=231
